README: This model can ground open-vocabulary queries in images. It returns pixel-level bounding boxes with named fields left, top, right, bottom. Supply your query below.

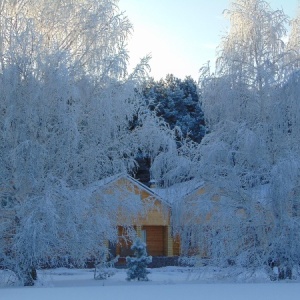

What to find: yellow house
left=173, top=183, right=227, bottom=257
left=170, top=182, right=275, bottom=259
left=92, top=174, right=179, bottom=259
left=153, top=180, right=208, bottom=257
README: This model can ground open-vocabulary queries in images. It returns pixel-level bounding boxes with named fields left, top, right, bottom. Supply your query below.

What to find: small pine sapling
left=126, top=238, right=152, bottom=281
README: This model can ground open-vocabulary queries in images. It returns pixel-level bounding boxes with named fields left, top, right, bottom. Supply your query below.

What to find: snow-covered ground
left=1, top=267, right=300, bottom=300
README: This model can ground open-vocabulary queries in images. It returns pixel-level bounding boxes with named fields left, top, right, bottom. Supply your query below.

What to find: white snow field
left=1, top=267, right=300, bottom=300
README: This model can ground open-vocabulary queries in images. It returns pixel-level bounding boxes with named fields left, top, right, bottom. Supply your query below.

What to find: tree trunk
left=21, top=267, right=37, bottom=286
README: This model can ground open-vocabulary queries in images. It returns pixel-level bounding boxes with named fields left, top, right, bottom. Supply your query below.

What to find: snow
left=2, top=267, right=300, bottom=300
left=153, top=179, right=204, bottom=204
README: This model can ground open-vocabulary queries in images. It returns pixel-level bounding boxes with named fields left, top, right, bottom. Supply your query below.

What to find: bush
left=126, top=239, right=152, bottom=281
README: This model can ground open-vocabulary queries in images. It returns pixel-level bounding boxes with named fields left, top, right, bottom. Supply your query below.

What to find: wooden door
left=143, top=226, right=166, bottom=256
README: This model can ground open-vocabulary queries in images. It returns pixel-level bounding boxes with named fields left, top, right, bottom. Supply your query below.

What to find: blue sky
left=119, top=0, right=299, bottom=81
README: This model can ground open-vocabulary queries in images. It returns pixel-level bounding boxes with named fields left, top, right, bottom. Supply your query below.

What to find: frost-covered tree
left=142, top=74, right=206, bottom=143
left=217, top=0, right=287, bottom=92
left=0, top=0, right=176, bottom=286
left=134, top=74, right=205, bottom=186
left=176, top=0, right=300, bottom=279
left=126, top=238, right=152, bottom=281
left=286, top=6, right=300, bottom=72
left=0, top=0, right=132, bottom=80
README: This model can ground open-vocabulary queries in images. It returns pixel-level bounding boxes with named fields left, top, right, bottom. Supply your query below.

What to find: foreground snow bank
left=2, top=281, right=300, bottom=300
left=1, top=267, right=300, bottom=300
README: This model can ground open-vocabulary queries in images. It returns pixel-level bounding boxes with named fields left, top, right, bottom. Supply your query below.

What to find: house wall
left=115, top=226, right=134, bottom=257
left=106, top=177, right=176, bottom=258
left=115, top=225, right=176, bottom=258
left=119, top=179, right=170, bottom=225
left=172, top=234, right=181, bottom=256
left=137, top=199, right=169, bottom=226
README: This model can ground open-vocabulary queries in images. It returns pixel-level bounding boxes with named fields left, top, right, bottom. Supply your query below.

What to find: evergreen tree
left=142, top=74, right=206, bottom=143
left=126, top=239, right=152, bottom=281
left=133, top=75, right=205, bottom=187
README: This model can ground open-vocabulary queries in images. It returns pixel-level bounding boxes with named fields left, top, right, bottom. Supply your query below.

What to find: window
left=141, top=229, right=147, bottom=243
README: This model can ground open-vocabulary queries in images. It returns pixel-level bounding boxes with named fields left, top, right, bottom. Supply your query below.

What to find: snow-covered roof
left=78, top=173, right=207, bottom=206
left=82, top=173, right=169, bottom=206
left=152, top=179, right=204, bottom=204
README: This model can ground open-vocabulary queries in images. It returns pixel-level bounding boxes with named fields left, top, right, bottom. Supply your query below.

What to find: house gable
left=93, top=173, right=170, bottom=226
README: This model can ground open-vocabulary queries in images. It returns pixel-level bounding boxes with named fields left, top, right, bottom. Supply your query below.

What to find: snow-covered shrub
left=126, top=239, right=152, bottom=281
left=94, top=255, right=119, bottom=280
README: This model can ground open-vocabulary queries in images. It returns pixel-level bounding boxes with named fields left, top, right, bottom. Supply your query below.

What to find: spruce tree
left=126, top=239, right=152, bottom=281
left=142, top=74, right=206, bottom=143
